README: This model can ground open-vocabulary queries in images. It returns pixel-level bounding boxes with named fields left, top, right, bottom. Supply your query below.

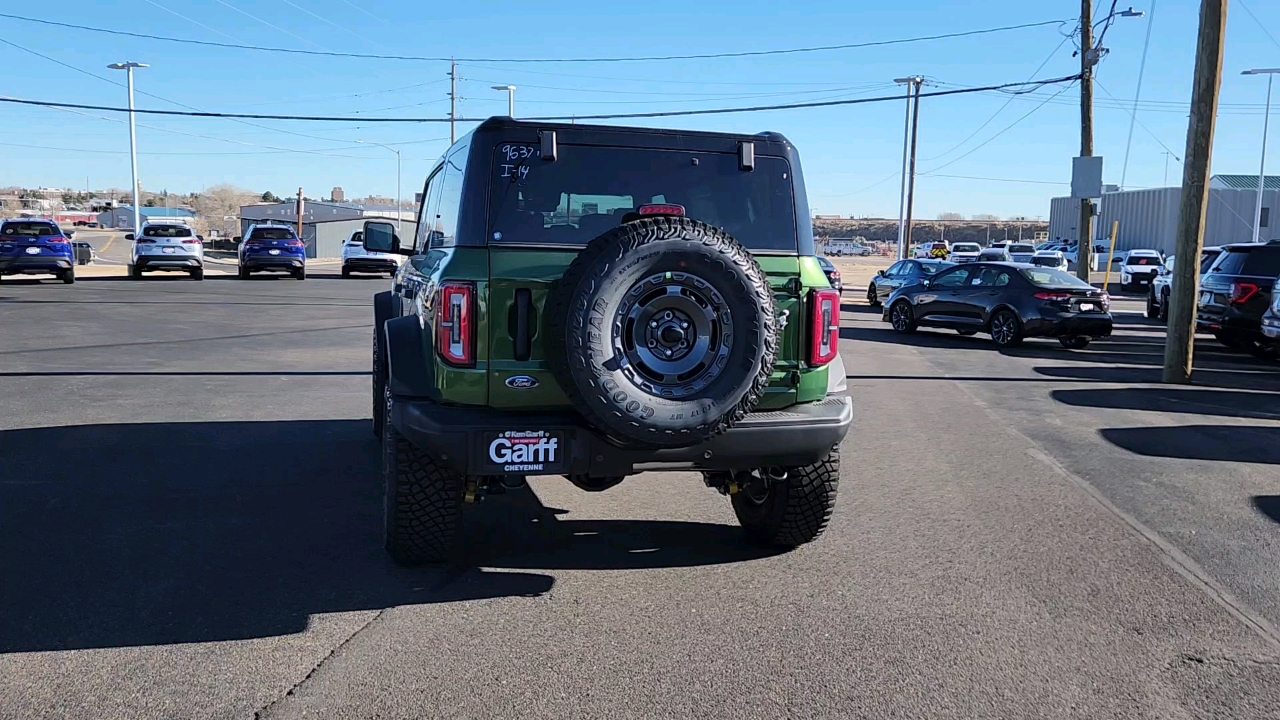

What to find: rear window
left=249, top=227, right=297, bottom=241
left=816, top=256, right=834, bottom=270
left=1, top=221, right=59, bottom=237
left=1031, top=255, right=1062, bottom=267
left=142, top=225, right=192, bottom=238
left=489, top=144, right=797, bottom=251
left=919, top=261, right=952, bottom=274
left=1125, top=254, right=1159, bottom=266
left=951, top=243, right=980, bottom=253
left=348, top=232, right=363, bottom=244
left=1020, top=268, right=1093, bottom=288
left=1209, top=246, right=1280, bottom=277
left=1008, top=244, right=1035, bottom=254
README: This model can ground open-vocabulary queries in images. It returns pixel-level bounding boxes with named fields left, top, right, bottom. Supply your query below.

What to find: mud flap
left=384, top=315, right=435, bottom=398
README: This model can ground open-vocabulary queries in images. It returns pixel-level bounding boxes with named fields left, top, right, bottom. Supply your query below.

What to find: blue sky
left=0, top=0, right=1277, bottom=219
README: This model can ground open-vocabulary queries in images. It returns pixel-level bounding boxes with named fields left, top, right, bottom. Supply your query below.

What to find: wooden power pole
left=903, top=82, right=923, bottom=251
left=1076, top=0, right=1096, bottom=282
left=449, top=60, right=457, bottom=145
left=1164, top=0, right=1228, bottom=384
left=295, top=187, right=304, bottom=240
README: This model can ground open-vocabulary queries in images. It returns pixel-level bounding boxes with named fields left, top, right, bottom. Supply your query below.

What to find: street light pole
left=107, top=61, right=148, bottom=234
left=1242, top=69, right=1279, bottom=244
left=491, top=85, right=516, bottom=117
left=356, top=141, right=402, bottom=233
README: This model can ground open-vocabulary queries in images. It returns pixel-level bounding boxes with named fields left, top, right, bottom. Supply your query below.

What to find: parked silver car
left=130, top=222, right=204, bottom=280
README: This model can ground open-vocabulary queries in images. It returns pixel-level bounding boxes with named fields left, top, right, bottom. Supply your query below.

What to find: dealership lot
left=2, top=278, right=1279, bottom=718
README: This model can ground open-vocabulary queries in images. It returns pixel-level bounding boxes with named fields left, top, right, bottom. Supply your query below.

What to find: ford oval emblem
left=505, top=375, right=539, bottom=389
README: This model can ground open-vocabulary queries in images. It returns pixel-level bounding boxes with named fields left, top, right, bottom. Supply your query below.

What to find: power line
left=1238, top=0, right=1280, bottom=52
left=0, top=74, right=1082, bottom=122
left=919, top=81, right=1078, bottom=175
left=917, top=32, right=1072, bottom=163
left=0, top=12, right=1071, bottom=63
left=917, top=173, right=1069, bottom=186
left=207, top=0, right=326, bottom=50
left=137, top=0, right=239, bottom=43
left=1095, top=79, right=1182, bottom=161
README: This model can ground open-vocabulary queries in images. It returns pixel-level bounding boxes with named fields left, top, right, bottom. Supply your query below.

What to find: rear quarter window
left=1211, top=247, right=1280, bottom=277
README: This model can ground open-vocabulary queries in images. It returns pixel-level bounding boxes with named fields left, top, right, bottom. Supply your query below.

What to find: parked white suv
left=1119, top=249, right=1164, bottom=293
left=130, top=222, right=204, bottom=280
left=341, top=230, right=401, bottom=277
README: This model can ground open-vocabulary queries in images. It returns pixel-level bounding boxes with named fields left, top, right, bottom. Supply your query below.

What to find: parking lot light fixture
left=491, top=85, right=517, bottom=117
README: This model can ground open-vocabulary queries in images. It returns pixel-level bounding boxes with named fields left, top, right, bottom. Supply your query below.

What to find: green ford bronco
left=363, top=118, right=852, bottom=565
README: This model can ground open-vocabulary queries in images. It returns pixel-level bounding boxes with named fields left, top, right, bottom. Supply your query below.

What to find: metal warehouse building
left=238, top=201, right=415, bottom=259
left=1048, top=175, right=1280, bottom=256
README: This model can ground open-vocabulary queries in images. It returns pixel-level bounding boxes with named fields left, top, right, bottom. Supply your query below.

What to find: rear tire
left=989, top=309, right=1024, bottom=348
left=129, top=264, right=142, bottom=280
left=238, top=266, right=249, bottom=280
left=889, top=300, right=916, bottom=333
left=1059, top=335, right=1091, bottom=350
left=1145, top=290, right=1159, bottom=319
left=866, top=284, right=881, bottom=308
left=382, top=388, right=465, bottom=565
left=731, top=449, right=840, bottom=548
left=341, top=265, right=351, bottom=278
left=294, top=266, right=306, bottom=281
left=1159, top=290, right=1170, bottom=322
left=1214, top=332, right=1245, bottom=351
left=190, top=267, right=204, bottom=281
left=60, top=268, right=75, bottom=285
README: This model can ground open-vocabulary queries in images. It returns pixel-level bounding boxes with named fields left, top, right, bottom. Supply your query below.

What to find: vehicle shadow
left=0, top=419, right=774, bottom=653
left=1039, top=364, right=1280, bottom=392
left=1052, top=387, right=1280, bottom=420
left=1253, top=496, right=1280, bottom=526
left=1098, top=425, right=1280, bottom=464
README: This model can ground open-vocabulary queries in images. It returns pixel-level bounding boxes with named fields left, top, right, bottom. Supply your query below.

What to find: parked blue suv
left=0, top=219, right=76, bottom=284
left=237, top=223, right=306, bottom=280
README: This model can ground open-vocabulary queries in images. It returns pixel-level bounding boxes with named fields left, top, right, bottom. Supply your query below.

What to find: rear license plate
left=475, top=430, right=567, bottom=474
left=1079, top=302, right=1096, bottom=312
left=269, top=249, right=280, bottom=255
left=24, top=247, right=40, bottom=255
left=162, top=246, right=176, bottom=253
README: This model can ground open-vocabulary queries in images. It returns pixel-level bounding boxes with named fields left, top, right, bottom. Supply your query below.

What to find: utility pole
left=296, top=187, right=305, bottom=240
left=1164, top=0, right=1227, bottom=384
left=893, top=76, right=923, bottom=259
left=903, top=81, right=923, bottom=252
left=1077, top=0, right=1096, bottom=283
left=449, top=60, right=457, bottom=145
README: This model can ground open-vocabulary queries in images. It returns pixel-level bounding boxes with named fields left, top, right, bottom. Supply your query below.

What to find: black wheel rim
left=992, top=313, right=1016, bottom=344
left=613, top=272, right=732, bottom=398
left=891, top=302, right=911, bottom=330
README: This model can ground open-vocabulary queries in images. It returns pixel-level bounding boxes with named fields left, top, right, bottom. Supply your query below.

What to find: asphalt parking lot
left=2, top=276, right=1280, bottom=719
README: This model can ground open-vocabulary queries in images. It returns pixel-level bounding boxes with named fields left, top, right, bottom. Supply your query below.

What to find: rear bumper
left=0, top=256, right=73, bottom=274
left=1024, top=312, right=1113, bottom=338
left=1197, top=307, right=1262, bottom=336
left=243, top=257, right=304, bottom=270
left=344, top=258, right=398, bottom=271
left=137, top=255, right=201, bottom=270
left=391, top=395, right=853, bottom=477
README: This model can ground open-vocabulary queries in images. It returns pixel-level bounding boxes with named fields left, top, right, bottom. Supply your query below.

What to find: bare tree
left=972, top=213, right=1001, bottom=221
left=937, top=212, right=964, bottom=221
left=191, top=184, right=257, bottom=238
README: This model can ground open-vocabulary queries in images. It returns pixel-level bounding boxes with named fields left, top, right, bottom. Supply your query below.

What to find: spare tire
left=545, top=217, right=777, bottom=448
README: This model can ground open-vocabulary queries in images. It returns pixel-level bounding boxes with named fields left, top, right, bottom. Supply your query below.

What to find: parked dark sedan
left=866, top=258, right=953, bottom=307
left=883, top=262, right=1112, bottom=349
left=1196, top=240, right=1280, bottom=357
left=816, top=255, right=842, bottom=293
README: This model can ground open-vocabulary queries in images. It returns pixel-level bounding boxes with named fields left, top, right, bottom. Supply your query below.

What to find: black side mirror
left=124, top=233, right=134, bottom=241
left=920, top=278, right=932, bottom=289
left=877, top=269, right=886, bottom=277
left=233, top=236, right=242, bottom=243
left=363, top=220, right=409, bottom=255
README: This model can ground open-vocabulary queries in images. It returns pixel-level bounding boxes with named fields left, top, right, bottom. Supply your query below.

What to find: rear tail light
left=831, top=269, right=841, bottom=280
left=1033, top=291, right=1073, bottom=301
left=436, top=281, right=474, bottom=366
left=135, top=238, right=156, bottom=244
left=1230, top=282, right=1260, bottom=305
left=181, top=239, right=201, bottom=244
left=286, top=239, right=304, bottom=246
left=45, top=236, right=67, bottom=244
left=808, top=288, right=840, bottom=366
left=244, top=239, right=262, bottom=246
